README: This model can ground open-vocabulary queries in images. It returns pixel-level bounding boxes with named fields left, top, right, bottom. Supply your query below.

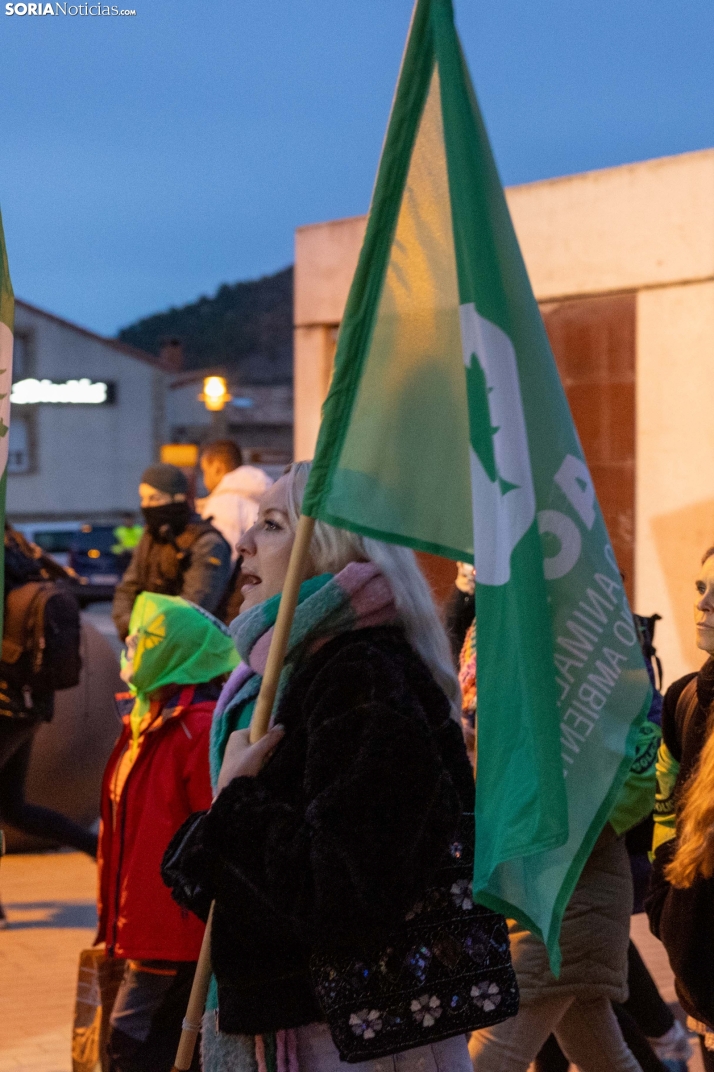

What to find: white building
left=8, top=299, right=166, bottom=523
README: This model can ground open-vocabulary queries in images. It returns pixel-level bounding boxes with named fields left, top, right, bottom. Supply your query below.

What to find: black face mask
left=142, top=501, right=192, bottom=540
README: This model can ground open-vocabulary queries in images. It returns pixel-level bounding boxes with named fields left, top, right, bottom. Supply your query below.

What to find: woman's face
left=694, top=556, right=714, bottom=654
left=237, top=476, right=309, bottom=613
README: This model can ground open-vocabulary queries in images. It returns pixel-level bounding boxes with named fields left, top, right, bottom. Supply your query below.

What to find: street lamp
left=199, top=375, right=232, bottom=437
left=200, top=375, right=231, bottom=412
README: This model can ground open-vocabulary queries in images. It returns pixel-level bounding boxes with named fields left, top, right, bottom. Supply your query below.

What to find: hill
left=117, top=266, right=293, bottom=384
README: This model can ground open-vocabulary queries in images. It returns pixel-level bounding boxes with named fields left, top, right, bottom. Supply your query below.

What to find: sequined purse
left=309, top=813, right=519, bottom=1063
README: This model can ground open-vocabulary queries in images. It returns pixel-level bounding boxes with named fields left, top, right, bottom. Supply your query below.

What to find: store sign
left=10, top=378, right=116, bottom=405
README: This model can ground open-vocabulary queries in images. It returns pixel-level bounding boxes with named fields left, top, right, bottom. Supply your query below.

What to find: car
left=9, top=521, right=125, bottom=604
left=69, top=525, right=124, bottom=586
left=11, top=521, right=85, bottom=569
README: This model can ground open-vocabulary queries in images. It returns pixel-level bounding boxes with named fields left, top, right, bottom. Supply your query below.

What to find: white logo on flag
left=460, top=304, right=535, bottom=586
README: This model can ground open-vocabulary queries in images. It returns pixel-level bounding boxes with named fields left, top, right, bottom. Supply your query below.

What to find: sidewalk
left=0, top=852, right=706, bottom=1072
left=0, top=852, right=96, bottom=1072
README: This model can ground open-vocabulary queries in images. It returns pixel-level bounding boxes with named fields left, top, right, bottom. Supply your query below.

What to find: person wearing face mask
left=112, top=463, right=232, bottom=642
left=646, top=544, right=714, bottom=1072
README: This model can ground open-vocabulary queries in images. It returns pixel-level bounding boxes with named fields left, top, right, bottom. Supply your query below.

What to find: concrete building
left=9, top=300, right=165, bottom=523
left=294, top=148, right=714, bottom=686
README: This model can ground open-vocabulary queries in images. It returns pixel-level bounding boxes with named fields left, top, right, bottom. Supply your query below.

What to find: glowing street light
left=199, top=376, right=231, bottom=412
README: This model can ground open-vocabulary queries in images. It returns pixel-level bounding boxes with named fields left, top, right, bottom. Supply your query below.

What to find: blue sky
left=2, top=0, right=714, bottom=335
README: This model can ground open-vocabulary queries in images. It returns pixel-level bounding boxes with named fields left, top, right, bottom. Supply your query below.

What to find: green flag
left=303, top=0, right=650, bottom=969
left=0, top=210, right=13, bottom=628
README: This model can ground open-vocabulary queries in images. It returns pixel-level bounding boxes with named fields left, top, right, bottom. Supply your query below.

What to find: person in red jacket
left=97, top=592, right=239, bottom=1072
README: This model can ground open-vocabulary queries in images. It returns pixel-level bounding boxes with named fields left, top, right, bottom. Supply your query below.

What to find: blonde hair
left=283, top=462, right=461, bottom=720
left=666, top=544, right=714, bottom=887
left=665, top=727, right=714, bottom=887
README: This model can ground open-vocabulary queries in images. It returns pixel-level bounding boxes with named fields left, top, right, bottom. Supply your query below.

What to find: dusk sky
left=3, top=0, right=714, bottom=335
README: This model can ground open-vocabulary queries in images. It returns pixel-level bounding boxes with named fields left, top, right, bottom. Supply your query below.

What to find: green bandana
left=123, top=593, right=240, bottom=745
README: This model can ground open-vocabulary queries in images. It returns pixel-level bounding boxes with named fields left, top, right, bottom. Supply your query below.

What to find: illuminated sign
left=10, top=378, right=116, bottom=405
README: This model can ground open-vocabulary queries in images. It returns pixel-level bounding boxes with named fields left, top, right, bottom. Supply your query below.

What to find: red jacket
left=97, top=684, right=215, bottom=961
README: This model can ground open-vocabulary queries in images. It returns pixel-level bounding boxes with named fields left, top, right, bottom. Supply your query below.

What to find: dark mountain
left=117, top=266, right=293, bottom=384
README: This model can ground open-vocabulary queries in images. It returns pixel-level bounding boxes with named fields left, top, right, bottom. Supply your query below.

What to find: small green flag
left=303, top=0, right=650, bottom=970
left=0, top=210, right=13, bottom=628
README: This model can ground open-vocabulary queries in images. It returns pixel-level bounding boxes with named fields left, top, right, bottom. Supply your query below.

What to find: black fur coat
left=162, top=625, right=475, bottom=1035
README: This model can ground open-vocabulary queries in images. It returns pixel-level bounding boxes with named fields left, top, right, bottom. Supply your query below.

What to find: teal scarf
left=209, top=572, right=333, bottom=786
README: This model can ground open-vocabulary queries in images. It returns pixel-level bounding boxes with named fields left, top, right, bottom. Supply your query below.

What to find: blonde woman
left=162, top=462, right=518, bottom=1072
left=646, top=545, right=714, bottom=1071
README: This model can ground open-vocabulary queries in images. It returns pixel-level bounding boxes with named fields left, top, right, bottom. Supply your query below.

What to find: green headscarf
left=123, top=592, right=240, bottom=746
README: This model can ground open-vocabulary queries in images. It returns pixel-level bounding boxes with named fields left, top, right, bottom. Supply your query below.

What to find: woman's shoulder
left=179, top=687, right=220, bottom=731
left=663, top=671, right=698, bottom=707
left=662, top=671, right=700, bottom=758
left=302, top=625, right=433, bottom=683
left=289, top=625, right=451, bottom=722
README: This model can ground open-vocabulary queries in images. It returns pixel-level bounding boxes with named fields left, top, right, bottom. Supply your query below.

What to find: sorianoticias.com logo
left=5, top=3, right=136, bottom=13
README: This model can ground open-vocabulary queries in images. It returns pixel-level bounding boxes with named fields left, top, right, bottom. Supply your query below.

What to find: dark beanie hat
left=141, top=463, right=188, bottom=497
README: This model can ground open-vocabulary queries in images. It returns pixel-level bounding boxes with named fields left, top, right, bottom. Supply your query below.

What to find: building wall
left=541, top=293, right=636, bottom=606
left=294, top=148, right=714, bottom=686
left=9, top=303, right=164, bottom=521
left=636, top=281, right=714, bottom=681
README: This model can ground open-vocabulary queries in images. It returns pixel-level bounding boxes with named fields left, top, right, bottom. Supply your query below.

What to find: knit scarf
left=209, top=560, right=398, bottom=785
left=205, top=561, right=399, bottom=1072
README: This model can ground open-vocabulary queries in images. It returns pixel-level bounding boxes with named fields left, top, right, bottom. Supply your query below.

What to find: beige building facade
left=9, top=300, right=165, bottom=523
left=294, top=148, right=714, bottom=688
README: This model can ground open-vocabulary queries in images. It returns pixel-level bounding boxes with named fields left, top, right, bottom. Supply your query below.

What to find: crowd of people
left=2, top=438, right=714, bottom=1072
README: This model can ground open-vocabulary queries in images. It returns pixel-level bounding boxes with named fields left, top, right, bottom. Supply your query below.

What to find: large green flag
left=0, top=211, right=12, bottom=625
left=303, top=0, right=650, bottom=969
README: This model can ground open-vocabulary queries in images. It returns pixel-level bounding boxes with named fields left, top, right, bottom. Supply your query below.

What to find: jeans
left=469, top=993, right=642, bottom=1072
left=107, top=959, right=199, bottom=1072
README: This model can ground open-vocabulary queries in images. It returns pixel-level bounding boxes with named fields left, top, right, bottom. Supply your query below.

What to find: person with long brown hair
left=646, top=544, right=714, bottom=1070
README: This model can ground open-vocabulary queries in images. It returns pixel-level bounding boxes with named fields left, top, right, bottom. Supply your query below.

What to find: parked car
left=69, top=525, right=123, bottom=586
left=11, top=522, right=125, bottom=601
left=12, top=521, right=83, bottom=569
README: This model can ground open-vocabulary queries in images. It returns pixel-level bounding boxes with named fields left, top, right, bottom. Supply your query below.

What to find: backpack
left=148, top=519, right=240, bottom=625
left=0, top=526, right=82, bottom=696
left=634, top=612, right=663, bottom=725
left=138, top=519, right=224, bottom=595
left=627, top=612, right=664, bottom=909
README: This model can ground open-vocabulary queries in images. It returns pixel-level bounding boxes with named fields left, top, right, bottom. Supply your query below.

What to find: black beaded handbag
left=309, top=813, right=519, bottom=1063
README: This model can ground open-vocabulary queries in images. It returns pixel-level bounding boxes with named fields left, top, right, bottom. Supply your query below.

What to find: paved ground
left=0, top=852, right=96, bottom=1072
left=81, top=603, right=122, bottom=658
left=0, top=852, right=706, bottom=1072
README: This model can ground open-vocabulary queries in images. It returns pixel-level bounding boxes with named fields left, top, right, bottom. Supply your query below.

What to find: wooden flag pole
left=171, top=902, right=214, bottom=1072
left=171, top=514, right=316, bottom=1072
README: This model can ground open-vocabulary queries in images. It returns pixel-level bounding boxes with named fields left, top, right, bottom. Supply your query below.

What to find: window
left=12, top=335, right=29, bottom=381
left=8, top=417, right=30, bottom=474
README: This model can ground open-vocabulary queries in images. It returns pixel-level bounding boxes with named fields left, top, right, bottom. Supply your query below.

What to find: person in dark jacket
left=112, top=463, right=231, bottom=641
left=98, top=592, right=238, bottom=1072
left=646, top=544, right=714, bottom=1071
left=162, top=461, right=516, bottom=1072
left=0, top=525, right=97, bottom=872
